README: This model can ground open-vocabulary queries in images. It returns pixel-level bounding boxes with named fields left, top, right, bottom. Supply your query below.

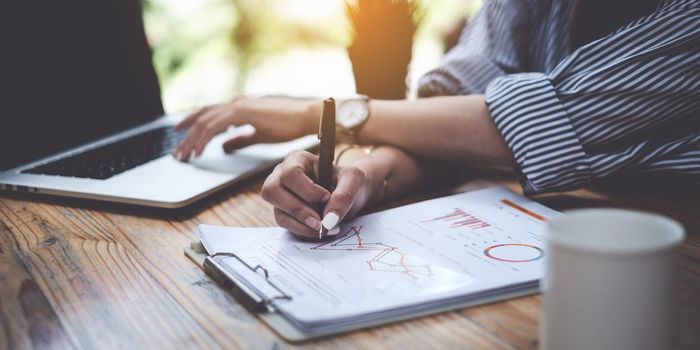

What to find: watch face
left=337, top=99, right=369, bottom=129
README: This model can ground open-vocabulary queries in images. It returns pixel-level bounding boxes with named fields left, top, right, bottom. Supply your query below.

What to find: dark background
left=1, top=0, right=163, bottom=170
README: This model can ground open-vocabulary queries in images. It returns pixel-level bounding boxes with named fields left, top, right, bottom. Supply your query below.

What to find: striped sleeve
left=417, top=0, right=536, bottom=97
left=485, top=0, right=700, bottom=194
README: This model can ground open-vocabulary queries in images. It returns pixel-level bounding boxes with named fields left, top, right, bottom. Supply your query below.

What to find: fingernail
left=188, top=150, right=196, bottom=162
left=175, top=151, right=183, bottom=161
left=327, top=226, right=341, bottom=236
left=322, top=212, right=340, bottom=230
left=321, top=193, right=331, bottom=203
left=305, top=216, right=321, bottom=230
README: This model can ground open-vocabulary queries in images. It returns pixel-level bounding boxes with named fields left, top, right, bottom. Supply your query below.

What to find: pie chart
left=483, top=244, right=544, bottom=262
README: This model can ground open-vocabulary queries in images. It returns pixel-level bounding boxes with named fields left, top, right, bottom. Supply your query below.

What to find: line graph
left=311, top=226, right=432, bottom=279
left=423, top=208, right=491, bottom=229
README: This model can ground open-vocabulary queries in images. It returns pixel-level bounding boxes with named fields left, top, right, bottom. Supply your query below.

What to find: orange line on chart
left=501, top=199, right=546, bottom=222
left=311, top=226, right=432, bottom=279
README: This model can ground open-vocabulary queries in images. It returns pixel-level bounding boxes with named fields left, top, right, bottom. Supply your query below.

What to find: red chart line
left=311, top=226, right=432, bottom=279
left=422, top=208, right=490, bottom=229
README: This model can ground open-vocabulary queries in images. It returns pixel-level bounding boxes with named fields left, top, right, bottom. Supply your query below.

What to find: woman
left=174, top=0, right=699, bottom=238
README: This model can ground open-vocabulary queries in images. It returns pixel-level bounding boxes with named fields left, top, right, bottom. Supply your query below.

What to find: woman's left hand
left=260, top=150, right=382, bottom=239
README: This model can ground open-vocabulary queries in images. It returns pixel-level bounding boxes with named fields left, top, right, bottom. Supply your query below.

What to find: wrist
left=352, top=162, right=381, bottom=207
left=229, top=95, right=249, bottom=120
left=352, top=149, right=392, bottom=204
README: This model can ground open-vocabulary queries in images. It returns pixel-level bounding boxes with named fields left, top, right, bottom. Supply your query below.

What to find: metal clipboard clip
left=203, top=252, right=292, bottom=313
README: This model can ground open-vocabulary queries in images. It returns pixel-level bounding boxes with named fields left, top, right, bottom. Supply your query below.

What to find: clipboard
left=184, top=239, right=541, bottom=342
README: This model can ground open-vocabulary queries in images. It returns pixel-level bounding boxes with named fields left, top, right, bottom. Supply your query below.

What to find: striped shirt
left=418, top=0, right=700, bottom=194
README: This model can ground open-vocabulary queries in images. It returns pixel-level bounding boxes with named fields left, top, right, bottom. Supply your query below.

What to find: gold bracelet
left=335, top=145, right=375, bottom=166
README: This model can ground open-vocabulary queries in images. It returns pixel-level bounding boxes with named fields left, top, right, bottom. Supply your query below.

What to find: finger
left=173, top=109, right=221, bottom=161
left=274, top=208, right=320, bottom=239
left=261, top=166, right=322, bottom=230
left=192, top=117, right=231, bottom=156
left=279, top=157, right=330, bottom=204
left=321, top=168, right=366, bottom=231
left=222, top=132, right=259, bottom=153
left=176, top=105, right=214, bottom=130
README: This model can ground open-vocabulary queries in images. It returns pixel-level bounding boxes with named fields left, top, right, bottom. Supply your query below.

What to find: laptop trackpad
left=189, top=132, right=318, bottom=174
left=191, top=154, right=267, bottom=174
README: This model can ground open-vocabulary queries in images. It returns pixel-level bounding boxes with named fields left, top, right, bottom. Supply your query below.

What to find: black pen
left=317, top=98, right=336, bottom=239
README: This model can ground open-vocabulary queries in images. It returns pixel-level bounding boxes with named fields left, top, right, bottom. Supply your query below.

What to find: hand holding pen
left=260, top=151, right=369, bottom=240
left=260, top=98, right=371, bottom=240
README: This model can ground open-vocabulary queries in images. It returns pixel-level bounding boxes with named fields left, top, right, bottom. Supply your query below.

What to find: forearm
left=236, top=96, right=319, bottom=134
left=287, top=94, right=516, bottom=168
left=360, top=96, right=516, bottom=167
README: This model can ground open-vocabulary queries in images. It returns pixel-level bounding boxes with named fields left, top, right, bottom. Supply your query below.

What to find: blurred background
left=143, top=0, right=480, bottom=113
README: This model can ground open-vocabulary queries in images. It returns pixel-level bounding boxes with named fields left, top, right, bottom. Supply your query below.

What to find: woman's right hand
left=260, top=150, right=381, bottom=239
left=172, top=97, right=321, bottom=161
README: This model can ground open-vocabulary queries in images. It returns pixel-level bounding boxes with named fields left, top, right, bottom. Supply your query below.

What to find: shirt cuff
left=417, top=70, right=463, bottom=97
left=484, top=72, right=592, bottom=194
left=418, top=54, right=506, bottom=97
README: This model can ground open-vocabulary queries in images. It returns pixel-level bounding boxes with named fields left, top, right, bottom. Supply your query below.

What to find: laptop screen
left=1, top=0, right=164, bottom=171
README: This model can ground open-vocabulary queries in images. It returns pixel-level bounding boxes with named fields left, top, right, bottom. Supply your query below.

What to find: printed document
left=198, top=187, right=559, bottom=331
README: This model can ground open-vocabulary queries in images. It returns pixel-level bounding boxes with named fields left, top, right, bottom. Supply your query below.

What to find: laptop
left=0, top=118, right=317, bottom=208
left=0, top=0, right=317, bottom=208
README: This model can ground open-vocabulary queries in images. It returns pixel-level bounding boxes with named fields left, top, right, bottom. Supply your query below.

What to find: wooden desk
left=1, top=174, right=698, bottom=349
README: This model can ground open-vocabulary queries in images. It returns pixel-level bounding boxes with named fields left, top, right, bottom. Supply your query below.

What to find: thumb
left=321, top=167, right=367, bottom=232
left=223, top=132, right=259, bottom=153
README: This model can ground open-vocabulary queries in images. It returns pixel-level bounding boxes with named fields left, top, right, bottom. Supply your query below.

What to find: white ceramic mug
left=541, top=209, right=685, bottom=350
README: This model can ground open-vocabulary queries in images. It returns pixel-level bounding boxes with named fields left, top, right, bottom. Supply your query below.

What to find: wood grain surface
left=0, top=172, right=698, bottom=350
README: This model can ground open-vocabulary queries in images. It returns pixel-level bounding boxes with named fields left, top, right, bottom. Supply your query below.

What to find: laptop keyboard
left=22, top=126, right=187, bottom=180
